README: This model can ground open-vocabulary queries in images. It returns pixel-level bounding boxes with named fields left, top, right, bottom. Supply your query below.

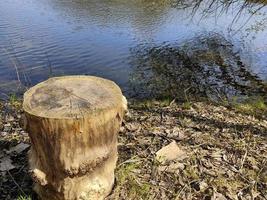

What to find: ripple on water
left=0, top=0, right=266, bottom=100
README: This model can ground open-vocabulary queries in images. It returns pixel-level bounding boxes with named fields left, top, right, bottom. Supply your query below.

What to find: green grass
left=9, top=93, right=18, bottom=104
left=17, top=195, right=31, bottom=200
left=131, top=97, right=175, bottom=109
left=114, top=161, right=151, bottom=199
left=181, top=102, right=192, bottom=110
left=8, top=93, right=21, bottom=108
left=233, top=97, right=266, bottom=117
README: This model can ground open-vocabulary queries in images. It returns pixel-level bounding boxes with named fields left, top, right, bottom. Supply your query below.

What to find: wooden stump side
left=23, top=76, right=127, bottom=200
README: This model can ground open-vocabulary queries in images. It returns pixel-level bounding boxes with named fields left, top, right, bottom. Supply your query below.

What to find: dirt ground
left=0, top=100, right=266, bottom=200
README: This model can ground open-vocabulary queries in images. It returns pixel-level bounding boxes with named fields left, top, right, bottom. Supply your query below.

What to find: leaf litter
left=108, top=101, right=267, bottom=200
left=0, top=100, right=266, bottom=200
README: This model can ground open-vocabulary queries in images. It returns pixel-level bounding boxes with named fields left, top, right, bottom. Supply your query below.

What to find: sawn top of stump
left=23, top=76, right=123, bottom=119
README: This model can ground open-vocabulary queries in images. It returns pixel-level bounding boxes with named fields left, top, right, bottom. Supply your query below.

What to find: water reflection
left=129, top=32, right=267, bottom=102
left=42, top=0, right=174, bottom=39
left=43, top=0, right=267, bottom=36
left=0, top=0, right=266, bottom=100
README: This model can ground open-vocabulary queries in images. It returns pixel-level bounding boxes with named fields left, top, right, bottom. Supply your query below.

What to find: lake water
left=0, top=0, right=266, bottom=101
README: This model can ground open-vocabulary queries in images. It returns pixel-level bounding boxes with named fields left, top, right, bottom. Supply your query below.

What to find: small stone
left=156, top=141, right=187, bottom=164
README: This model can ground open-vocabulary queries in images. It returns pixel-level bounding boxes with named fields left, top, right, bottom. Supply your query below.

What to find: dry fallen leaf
left=0, top=156, right=15, bottom=171
left=212, top=191, right=228, bottom=200
left=7, top=142, right=30, bottom=154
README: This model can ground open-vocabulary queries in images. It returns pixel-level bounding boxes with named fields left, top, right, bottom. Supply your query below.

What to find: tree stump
left=23, top=76, right=127, bottom=200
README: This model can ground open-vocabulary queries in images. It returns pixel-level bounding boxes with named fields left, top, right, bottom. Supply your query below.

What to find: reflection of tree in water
left=174, top=0, right=267, bottom=15
left=45, top=0, right=173, bottom=37
left=129, top=33, right=266, bottom=102
left=173, top=0, right=267, bottom=34
left=46, top=0, right=267, bottom=34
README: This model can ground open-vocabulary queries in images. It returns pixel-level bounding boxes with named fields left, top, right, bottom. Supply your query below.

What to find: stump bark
left=23, top=76, right=127, bottom=200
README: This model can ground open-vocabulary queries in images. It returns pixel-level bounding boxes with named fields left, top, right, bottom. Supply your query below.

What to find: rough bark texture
left=23, top=76, right=127, bottom=200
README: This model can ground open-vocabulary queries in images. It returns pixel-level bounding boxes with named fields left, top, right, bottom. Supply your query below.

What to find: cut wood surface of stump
left=23, top=76, right=127, bottom=200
